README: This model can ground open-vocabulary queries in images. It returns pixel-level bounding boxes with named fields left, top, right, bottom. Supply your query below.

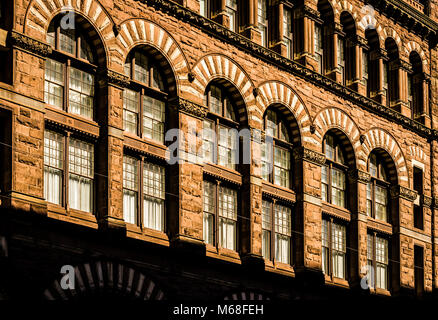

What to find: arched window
left=409, top=51, right=424, bottom=120
left=383, top=38, right=399, bottom=108
left=316, top=0, right=334, bottom=74
left=44, top=16, right=96, bottom=119
left=339, top=12, right=356, bottom=86
left=366, top=152, right=389, bottom=222
left=123, top=49, right=166, bottom=144
left=261, top=108, right=292, bottom=189
left=321, top=132, right=346, bottom=207
left=202, top=83, right=238, bottom=170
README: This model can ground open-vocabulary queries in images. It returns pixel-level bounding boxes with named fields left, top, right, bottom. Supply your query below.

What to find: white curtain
left=44, top=167, right=62, bottom=205
left=123, top=190, right=137, bottom=224
left=262, top=230, right=270, bottom=260
left=69, top=174, right=92, bottom=212
left=220, top=218, right=236, bottom=250
left=275, top=234, right=290, bottom=264
left=332, top=252, right=345, bottom=279
left=203, top=212, right=214, bottom=245
left=143, top=196, right=164, bottom=231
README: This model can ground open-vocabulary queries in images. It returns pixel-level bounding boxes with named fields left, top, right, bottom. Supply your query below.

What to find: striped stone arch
left=361, top=128, right=408, bottom=185
left=109, top=19, right=189, bottom=95
left=43, top=261, right=165, bottom=300
left=404, top=41, right=428, bottom=68
left=191, top=54, right=254, bottom=125
left=24, top=0, right=115, bottom=65
left=408, top=145, right=427, bottom=164
left=336, top=0, right=360, bottom=25
left=224, top=291, right=271, bottom=301
left=382, top=27, right=402, bottom=50
left=256, top=81, right=311, bottom=145
left=313, top=107, right=361, bottom=164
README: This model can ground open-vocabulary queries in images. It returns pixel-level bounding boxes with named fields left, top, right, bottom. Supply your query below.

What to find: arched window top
left=409, top=51, right=423, bottom=74
left=204, top=83, right=237, bottom=122
left=317, top=0, right=334, bottom=22
left=264, top=108, right=290, bottom=143
left=124, top=49, right=165, bottom=92
left=323, top=132, right=345, bottom=165
left=340, top=11, right=356, bottom=36
left=368, top=152, right=388, bottom=182
left=46, top=16, right=96, bottom=64
left=384, top=38, right=399, bottom=61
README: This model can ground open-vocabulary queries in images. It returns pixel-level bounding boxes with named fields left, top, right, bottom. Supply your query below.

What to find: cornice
left=138, top=0, right=438, bottom=141
left=348, top=169, right=371, bottom=184
left=293, top=146, right=326, bottom=165
left=102, top=69, right=130, bottom=88
left=8, top=31, right=52, bottom=57
left=421, top=194, right=432, bottom=208
left=390, top=185, right=418, bottom=201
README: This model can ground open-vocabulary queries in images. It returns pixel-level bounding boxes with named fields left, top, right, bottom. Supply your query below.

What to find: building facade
left=0, top=0, right=438, bottom=301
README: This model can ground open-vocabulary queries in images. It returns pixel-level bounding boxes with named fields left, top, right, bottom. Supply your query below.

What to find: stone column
left=370, top=48, right=388, bottom=106
left=414, top=74, right=431, bottom=127
left=240, top=0, right=262, bottom=44
left=326, top=22, right=343, bottom=82
left=292, top=146, right=325, bottom=284
left=348, top=169, right=371, bottom=289
left=294, top=5, right=320, bottom=72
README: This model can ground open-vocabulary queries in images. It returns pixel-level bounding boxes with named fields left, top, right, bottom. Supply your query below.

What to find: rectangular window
left=123, top=156, right=138, bottom=225
left=69, top=67, right=94, bottom=119
left=44, top=131, right=64, bottom=205
left=413, top=167, right=423, bottom=195
left=375, top=185, right=387, bottom=222
left=143, top=162, right=165, bottom=231
left=261, top=141, right=272, bottom=182
left=45, top=59, right=64, bottom=109
left=68, top=138, right=94, bottom=212
left=143, top=95, right=165, bottom=143
left=331, top=168, right=345, bottom=207
left=226, top=0, right=237, bottom=32
left=123, top=89, right=139, bottom=134
left=322, top=218, right=346, bottom=279
left=321, top=165, right=328, bottom=202
left=366, top=183, right=372, bottom=217
left=219, top=185, right=238, bottom=250
left=414, top=245, right=424, bottom=296
left=274, top=146, right=290, bottom=188
left=314, top=24, right=323, bottom=73
left=262, top=200, right=271, bottom=260
left=209, top=85, right=222, bottom=115
left=414, top=205, right=423, bottom=230
left=368, top=234, right=388, bottom=290
left=258, top=0, right=268, bottom=47
left=60, top=28, right=76, bottom=55
left=283, top=8, right=293, bottom=59
left=203, top=120, right=216, bottom=164
left=203, top=181, right=215, bottom=245
left=275, top=203, right=291, bottom=264
left=218, top=125, right=237, bottom=170
left=337, top=37, right=345, bottom=85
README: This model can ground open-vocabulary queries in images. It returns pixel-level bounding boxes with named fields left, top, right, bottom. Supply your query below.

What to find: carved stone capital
left=9, top=31, right=52, bottom=57
left=398, top=59, right=413, bottom=73
left=370, top=48, right=388, bottom=61
left=297, top=5, right=321, bottom=21
left=348, top=169, right=371, bottom=184
left=103, top=69, right=130, bottom=88
left=177, top=98, right=208, bottom=118
left=390, top=185, right=418, bottom=201
left=293, top=146, right=326, bottom=165
left=421, top=195, right=432, bottom=208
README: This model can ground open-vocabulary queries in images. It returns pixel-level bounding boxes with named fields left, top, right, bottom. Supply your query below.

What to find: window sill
left=321, top=202, right=351, bottom=222
left=45, top=105, right=100, bottom=137
left=46, top=203, right=98, bottom=228
left=324, top=274, right=349, bottom=288
left=366, top=216, right=393, bottom=235
left=205, top=244, right=241, bottom=264
left=123, top=132, right=167, bottom=160
left=125, top=222, right=170, bottom=246
left=203, top=162, right=242, bottom=185
left=261, top=181, right=296, bottom=203
left=264, top=259, right=295, bottom=276
left=371, top=287, right=391, bottom=297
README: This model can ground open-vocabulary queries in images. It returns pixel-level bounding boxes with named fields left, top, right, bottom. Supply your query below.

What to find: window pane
left=60, top=27, right=76, bottom=55
left=143, top=161, right=165, bottom=231
left=44, top=131, right=64, bottom=205
left=79, top=35, right=94, bottom=63
left=324, top=134, right=335, bottom=160
left=151, top=66, right=164, bottom=91
left=274, top=204, right=291, bottom=236
left=262, top=229, right=271, bottom=260
left=275, top=234, right=290, bottom=264
left=261, top=142, right=272, bottom=181
left=375, top=185, right=387, bottom=222
left=134, top=51, right=149, bottom=84
left=69, top=67, right=94, bottom=119
left=257, top=0, right=268, bottom=46
left=203, top=120, right=215, bottom=163
left=265, top=110, right=277, bottom=138
left=274, top=147, right=290, bottom=188
left=331, top=168, right=345, bottom=207
left=123, top=89, right=139, bottom=134
left=369, top=153, right=377, bottom=177
left=68, top=138, right=94, bottom=212
left=331, top=222, right=346, bottom=279
left=366, top=182, right=373, bottom=216
left=218, top=125, right=237, bottom=170
left=283, top=8, right=293, bottom=59
left=123, top=190, right=137, bottom=224
left=219, top=186, right=237, bottom=250
left=321, top=165, right=328, bottom=202
left=203, top=180, right=215, bottom=245
left=45, top=59, right=64, bottom=109
left=209, top=85, right=222, bottom=115
left=322, top=219, right=329, bottom=275
left=143, top=96, right=165, bottom=143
